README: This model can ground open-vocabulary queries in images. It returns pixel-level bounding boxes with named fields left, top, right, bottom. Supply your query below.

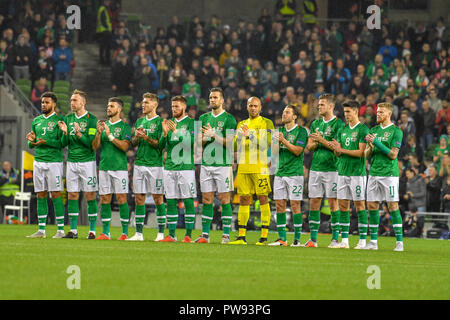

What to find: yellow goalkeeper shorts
left=235, top=173, right=271, bottom=196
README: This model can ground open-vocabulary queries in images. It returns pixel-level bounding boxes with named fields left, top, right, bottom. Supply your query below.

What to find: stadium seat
left=18, top=85, right=31, bottom=98
left=58, top=98, right=69, bottom=114
left=122, top=102, right=131, bottom=116
left=33, top=79, right=51, bottom=88
left=119, top=95, right=132, bottom=104
left=16, top=78, right=31, bottom=87
left=53, top=80, right=70, bottom=89
left=53, top=86, right=70, bottom=94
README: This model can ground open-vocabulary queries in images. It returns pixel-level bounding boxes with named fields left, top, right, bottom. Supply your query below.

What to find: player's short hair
left=210, top=87, right=225, bottom=100
left=247, top=96, right=261, bottom=105
left=143, top=92, right=159, bottom=103
left=108, top=97, right=123, bottom=108
left=342, top=100, right=360, bottom=110
left=41, top=91, right=57, bottom=103
left=378, top=102, right=393, bottom=112
left=318, top=93, right=335, bottom=104
left=72, top=89, right=87, bottom=103
left=285, top=104, right=300, bottom=119
left=171, top=95, right=187, bottom=105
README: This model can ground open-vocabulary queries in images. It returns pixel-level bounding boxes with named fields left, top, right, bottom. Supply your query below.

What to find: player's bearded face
left=70, top=94, right=83, bottom=112
left=318, top=99, right=329, bottom=116
left=41, top=97, right=55, bottom=115
left=376, top=107, right=389, bottom=123
left=209, top=93, right=222, bottom=110
left=107, top=105, right=119, bottom=118
left=282, top=108, right=293, bottom=123
left=344, top=107, right=357, bottom=123
left=142, top=98, right=153, bottom=114
left=172, top=102, right=185, bottom=118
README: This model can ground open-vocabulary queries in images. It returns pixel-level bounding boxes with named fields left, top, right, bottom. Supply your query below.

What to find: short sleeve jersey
left=276, top=124, right=308, bottom=177
left=134, top=115, right=163, bottom=167
left=310, top=116, right=345, bottom=172
left=368, top=123, right=403, bottom=177
left=235, top=116, right=274, bottom=174
left=30, top=112, right=64, bottom=162
left=162, top=116, right=195, bottom=171
left=336, top=122, right=369, bottom=176
left=199, top=110, right=237, bottom=167
left=63, top=111, right=98, bottom=162
left=99, top=119, right=131, bottom=171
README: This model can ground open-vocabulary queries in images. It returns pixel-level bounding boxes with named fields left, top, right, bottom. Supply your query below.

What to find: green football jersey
left=160, top=116, right=195, bottom=171
left=199, top=110, right=237, bottom=166
left=29, top=112, right=64, bottom=162
left=62, top=111, right=98, bottom=162
left=99, top=119, right=131, bottom=171
left=336, top=122, right=369, bottom=176
left=368, top=123, right=403, bottom=177
left=310, top=116, right=345, bottom=172
left=276, top=124, right=308, bottom=177
left=134, top=115, right=163, bottom=167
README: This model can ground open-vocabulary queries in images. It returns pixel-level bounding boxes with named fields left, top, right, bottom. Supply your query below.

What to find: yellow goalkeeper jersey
left=235, top=116, right=274, bottom=174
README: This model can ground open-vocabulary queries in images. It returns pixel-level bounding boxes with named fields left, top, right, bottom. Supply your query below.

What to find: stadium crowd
left=0, top=0, right=449, bottom=238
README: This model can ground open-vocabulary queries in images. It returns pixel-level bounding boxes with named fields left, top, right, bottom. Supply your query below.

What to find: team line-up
left=25, top=88, right=404, bottom=251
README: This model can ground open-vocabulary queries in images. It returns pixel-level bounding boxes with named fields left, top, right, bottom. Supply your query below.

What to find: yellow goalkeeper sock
left=238, top=205, right=250, bottom=237
left=260, top=203, right=271, bottom=238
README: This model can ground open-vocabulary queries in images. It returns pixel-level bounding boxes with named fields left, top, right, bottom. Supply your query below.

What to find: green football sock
left=276, top=212, right=287, bottom=241
left=52, top=197, right=65, bottom=231
left=221, top=203, right=233, bottom=236
left=201, top=203, right=214, bottom=236
left=330, top=210, right=340, bottom=241
left=101, top=203, right=112, bottom=236
left=369, top=210, right=380, bottom=241
left=156, top=203, right=166, bottom=233
left=68, top=199, right=79, bottom=232
left=309, top=210, right=320, bottom=242
left=166, top=199, right=178, bottom=237
left=391, top=209, right=403, bottom=242
left=37, top=198, right=48, bottom=231
left=135, top=204, right=146, bottom=234
left=357, top=210, right=368, bottom=240
left=119, top=202, right=130, bottom=236
left=340, top=211, right=350, bottom=242
left=183, top=198, right=195, bottom=237
left=293, top=213, right=303, bottom=241
left=87, top=199, right=98, bottom=233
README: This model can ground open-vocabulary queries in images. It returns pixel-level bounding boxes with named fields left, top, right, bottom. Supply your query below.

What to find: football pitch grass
left=1, top=224, right=449, bottom=300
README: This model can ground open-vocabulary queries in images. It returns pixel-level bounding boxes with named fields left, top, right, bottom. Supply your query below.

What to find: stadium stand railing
left=3, top=71, right=40, bottom=118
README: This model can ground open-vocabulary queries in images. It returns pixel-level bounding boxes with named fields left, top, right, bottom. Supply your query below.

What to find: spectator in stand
left=36, top=19, right=55, bottom=45
left=378, top=38, right=398, bottom=67
left=294, top=69, right=313, bottom=95
left=327, top=58, right=351, bottom=95
left=52, top=37, right=72, bottom=81
left=426, top=85, right=443, bottom=113
left=30, top=76, right=49, bottom=110
left=133, top=56, right=156, bottom=103
left=404, top=166, right=427, bottom=213
left=390, top=65, right=409, bottom=92
left=436, top=100, right=450, bottom=136
left=398, top=110, right=416, bottom=145
left=168, top=61, right=186, bottom=95
left=421, top=100, right=436, bottom=150
left=39, top=36, right=54, bottom=60
left=359, top=94, right=377, bottom=116
left=0, top=38, right=12, bottom=76
left=409, top=153, right=426, bottom=174
left=55, top=15, right=73, bottom=44
left=403, top=205, right=424, bottom=238
left=111, top=52, right=134, bottom=96
left=219, top=43, right=232, bottom=67
left=12, top=34, right=31, bottom=80
left=400, top=134, right=423, bottom=164
left=349, top=75, right=370, bottom=96
left=345, top=42, right=361, bottom=74
left=182, top=71, right=201, bottom=107
left=112, top=23, right=131, bottom=50
left=441, top=175, right=450, bottom=212
left=366, top=54, right=388, bottom=82
left=415, top=67, right=430, bottom=95
left=96, top=0, right=113, bottom=66
left=33, top=48, right=53, bottom=82
left=425, top=164, right=442, bottom=213
left=434, top=135, right=449, bottom=173
left=132, top=41, right=151, bottom=69
left=156, top=57, right=169, bottom=90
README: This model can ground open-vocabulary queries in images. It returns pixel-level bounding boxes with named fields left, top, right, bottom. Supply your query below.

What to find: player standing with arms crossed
left=305, top=94, right=344, bottom=248
left=229, top=96, right=274, bottom=245
left=58, top=90, right=99, bottom=239
left=269, top=105, right=308, bottom=247
left=128, top=93, right=166, bottom=241
left=196, top=88, right=237, bottom=244
left=26, top=92, right=66, bottom=238
left=364, top=102, right=404, bottom=251
left=159, top=95, right=197, bottom=243
left=329, top=100, right=369, bottom=249
left=92, top=97, right=132, bottom=240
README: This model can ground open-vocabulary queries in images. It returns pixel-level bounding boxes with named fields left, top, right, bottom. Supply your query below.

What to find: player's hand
left=202, top=124, right=215, bottom=139
left=277, top=132, right=286, bottom=144
left=58, top=121, right=67, bottom=135
left=365, top=133, right=375, bottom=144
left=96, top=121, right=104, bottom=134
left=167, top=120, right=177, bottom=133
left=103, top=122, right=111, bottom=136
left=162, top=119, right=169, bottom=136
left=241, top=124, right=249, bottom=137
left=135, top=127, right=145, bottom=138
left=31, top=138, right=46, bottom=146
left=329, top=139, right=341, bottom=152
left=26, top=132, right=36, bottom=142
left=310, top=130, right=323, bottom=143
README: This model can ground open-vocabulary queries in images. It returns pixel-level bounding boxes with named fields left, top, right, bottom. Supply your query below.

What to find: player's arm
left=106, top=124, right=131, bottom=152
left=26, top=121, right=37, bottom=149
left=333, top=141, right=366, bottom=158
left=279, top=133, right=304, bottom=156
left=92, top=120, right=104, bottom=151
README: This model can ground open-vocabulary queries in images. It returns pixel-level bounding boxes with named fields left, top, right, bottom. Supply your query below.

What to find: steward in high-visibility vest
left=302, top=0, right=318, bottom=25
left=276, top=0, right=297, bottom=17
left=96, top=2, right=112, bottom=34
left=96, top=0, right=113, bottom=65
left=0, top=168, right=19, bottom=198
